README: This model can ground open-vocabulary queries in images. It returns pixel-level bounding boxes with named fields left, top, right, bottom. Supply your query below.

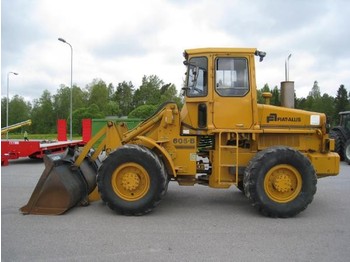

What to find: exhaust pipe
left=281, top=81, right=295, bottom=108
left=281, top=53, right=295, bottom=108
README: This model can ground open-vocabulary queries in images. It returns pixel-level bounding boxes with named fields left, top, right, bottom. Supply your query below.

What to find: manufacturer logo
left=267, top=113, right=301, bottom=123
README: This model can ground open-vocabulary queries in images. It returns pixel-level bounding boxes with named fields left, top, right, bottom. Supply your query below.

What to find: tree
left=159, top=83, right=183, bottom=108
left=107, top=83, right=114, bottom=99
left=9, top=95, right=32, bottom=126
left=30, top=90, right=55, bottom=133
left=86, top=79, right=110, bottom=116
left=257, top=83, right=270, bottom=103
left=73, top=85, right=89, bottom=112
left=105, top=101, right=120, bottom=116
left=1, top=95, right=31, bottom=129
left=320, top=93, right=335, bottom=124
left=271, top=85, right=280, bottom=106
left=335, top=84, right=349, bottom=113
left=309, top=81, right=321, bottom=99
left=133, top=75, right=163, bottom=107
left=1, top=97, right=6, bottom=127
left=53, top=84, right=88, bottom=120
left=53, top=85, right=70, bottom=119
left=295, top=97, right=307, bottom=110
left=113, top=81, right=135, bottom=117
left=302, top=81, right=323, bottom=112
left=128, top=104, right=157, bottom=119
left=72, top=104, right=104, bottom=134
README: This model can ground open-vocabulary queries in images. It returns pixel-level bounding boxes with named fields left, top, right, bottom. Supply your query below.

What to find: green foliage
left=1, top=97, right=6, bottom=127
left=257, top=83, right=271, bottom=103
left=72, top=104, right=104, bottom=134
left=53, top=84, right=88, bottom=120
left=257, top=84, right=280, bottom=106
left=1, top=74, right=183, bottom=134
left=113, top=81, right=135, bottom=117
left=3, top=72, right=349, bottom=134
left=30, top=90, right=55, bottom=133
left=335, top=84, right=350, bottom=112
left=320, top=94, right=336, bottom=124
left=271, top=86, right=280, bottom=106
left=1, top=95, right=31, bottom=128
left=133, top=75, right=163, bottom=107
left=87, top=78, right=110, bottom=114
left=105, top=101, right=120, bottom=116
left=128, top=104, right=157, bottom=119
left=299, top=81, right=324, bottom=113
left=159, top=83, right=183, bottom=108
left=53, top=85, right=70, bottom=119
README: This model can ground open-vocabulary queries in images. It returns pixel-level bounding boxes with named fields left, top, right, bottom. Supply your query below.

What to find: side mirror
left=255, top=50, right=266, bottom=62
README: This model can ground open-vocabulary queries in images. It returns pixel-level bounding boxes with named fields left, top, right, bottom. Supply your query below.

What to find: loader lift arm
left=20, top=102, right=179, bottom=215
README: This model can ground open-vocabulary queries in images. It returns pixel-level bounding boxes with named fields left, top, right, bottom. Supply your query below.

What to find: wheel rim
left=264, top=164, right=302, bottom=203
left=111, top=163, right=150, bottom=201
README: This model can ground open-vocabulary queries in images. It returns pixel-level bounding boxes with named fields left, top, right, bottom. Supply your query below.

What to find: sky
left=2, top=0, right=350, bottom=103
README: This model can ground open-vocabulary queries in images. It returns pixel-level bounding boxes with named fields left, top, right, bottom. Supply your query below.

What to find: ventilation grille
left=259, top=134, right=300, bottom=148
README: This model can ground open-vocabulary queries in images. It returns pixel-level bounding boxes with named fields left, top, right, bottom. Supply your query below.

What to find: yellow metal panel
left=329, top=138, right=335, bottom=151
left=259, top=133, right=300, bottom=149
left=88, top=187, right=100, bottom=201
left=307, top=152, right=340, bottom=177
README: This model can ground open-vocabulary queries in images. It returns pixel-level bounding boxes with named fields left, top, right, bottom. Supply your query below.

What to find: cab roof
left=184, top=47, right=257, bottom=56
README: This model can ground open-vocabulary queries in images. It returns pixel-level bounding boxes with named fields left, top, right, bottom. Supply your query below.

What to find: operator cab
left=339, top=111, right=350, bottom=132
left=180, top=48, right=265, bottom=134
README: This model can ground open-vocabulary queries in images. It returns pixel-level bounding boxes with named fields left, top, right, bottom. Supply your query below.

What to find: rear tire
left=236, top=181, right=245, bottom=194
left=97, top=144, right=168, bottom=215
left=344, top=140, right=350, bottom=165
left=244, top=146, right=317, bottom=218
left=329, top=130, right=344, bottom=160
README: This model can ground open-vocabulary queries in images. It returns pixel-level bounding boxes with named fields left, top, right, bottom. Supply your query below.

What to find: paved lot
left=1, top=158, right=350, bottom=262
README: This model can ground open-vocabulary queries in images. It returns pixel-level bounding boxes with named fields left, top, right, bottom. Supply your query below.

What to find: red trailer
left=1, top=140, right=85, bottom=166
left=1, top=119, right=91, bottom=166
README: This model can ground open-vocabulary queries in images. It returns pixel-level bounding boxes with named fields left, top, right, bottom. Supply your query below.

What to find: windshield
left=341, top=113, right=350, bottom=132
left=185, top=57, right=208, bottom=97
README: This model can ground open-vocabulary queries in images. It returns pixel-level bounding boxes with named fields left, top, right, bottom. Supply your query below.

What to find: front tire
left=344, top=140, right=350, bottom=165
left=97, top=144, right=168, bottom=215
left=244, top=146, right=317, bottom=218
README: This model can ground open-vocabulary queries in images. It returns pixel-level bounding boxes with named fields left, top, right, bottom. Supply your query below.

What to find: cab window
left=186, top=57, right=208, bottom=97
left=215, top=57, right=249, bottom=96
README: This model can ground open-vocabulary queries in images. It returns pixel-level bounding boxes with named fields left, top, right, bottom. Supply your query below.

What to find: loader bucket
left=20, top=149, right=97, bottom=215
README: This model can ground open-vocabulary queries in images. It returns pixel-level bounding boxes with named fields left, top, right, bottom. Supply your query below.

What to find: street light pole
left=58, top=37, right=73, bottom=141
left=6, top=71, right=19, bottom=140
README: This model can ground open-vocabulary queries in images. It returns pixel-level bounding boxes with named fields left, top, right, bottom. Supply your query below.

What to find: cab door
left=212, top=56, right=254, bottom=129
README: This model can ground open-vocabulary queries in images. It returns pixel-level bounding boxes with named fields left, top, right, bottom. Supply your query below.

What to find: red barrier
left=82, top=118, right=92, bottom=143
left=57, top=119, right=67, bottom=141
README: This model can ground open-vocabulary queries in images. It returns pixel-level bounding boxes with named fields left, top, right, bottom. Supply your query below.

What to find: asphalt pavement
left=1, top=158, right=350, bottom=262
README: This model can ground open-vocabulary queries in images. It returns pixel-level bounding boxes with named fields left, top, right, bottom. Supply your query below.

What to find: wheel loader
left=20, top=48, right=340, bottom=218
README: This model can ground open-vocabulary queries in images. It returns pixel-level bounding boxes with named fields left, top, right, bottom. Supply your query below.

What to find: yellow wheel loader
left=20, top=48, right=340, bottom=218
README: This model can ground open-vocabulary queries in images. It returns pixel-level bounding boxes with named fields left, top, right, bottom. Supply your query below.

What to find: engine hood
left=257, top=104, right=326, bottom=131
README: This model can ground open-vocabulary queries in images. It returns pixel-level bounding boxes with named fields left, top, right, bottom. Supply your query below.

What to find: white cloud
left=2, top=0, right=350, bottom=103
